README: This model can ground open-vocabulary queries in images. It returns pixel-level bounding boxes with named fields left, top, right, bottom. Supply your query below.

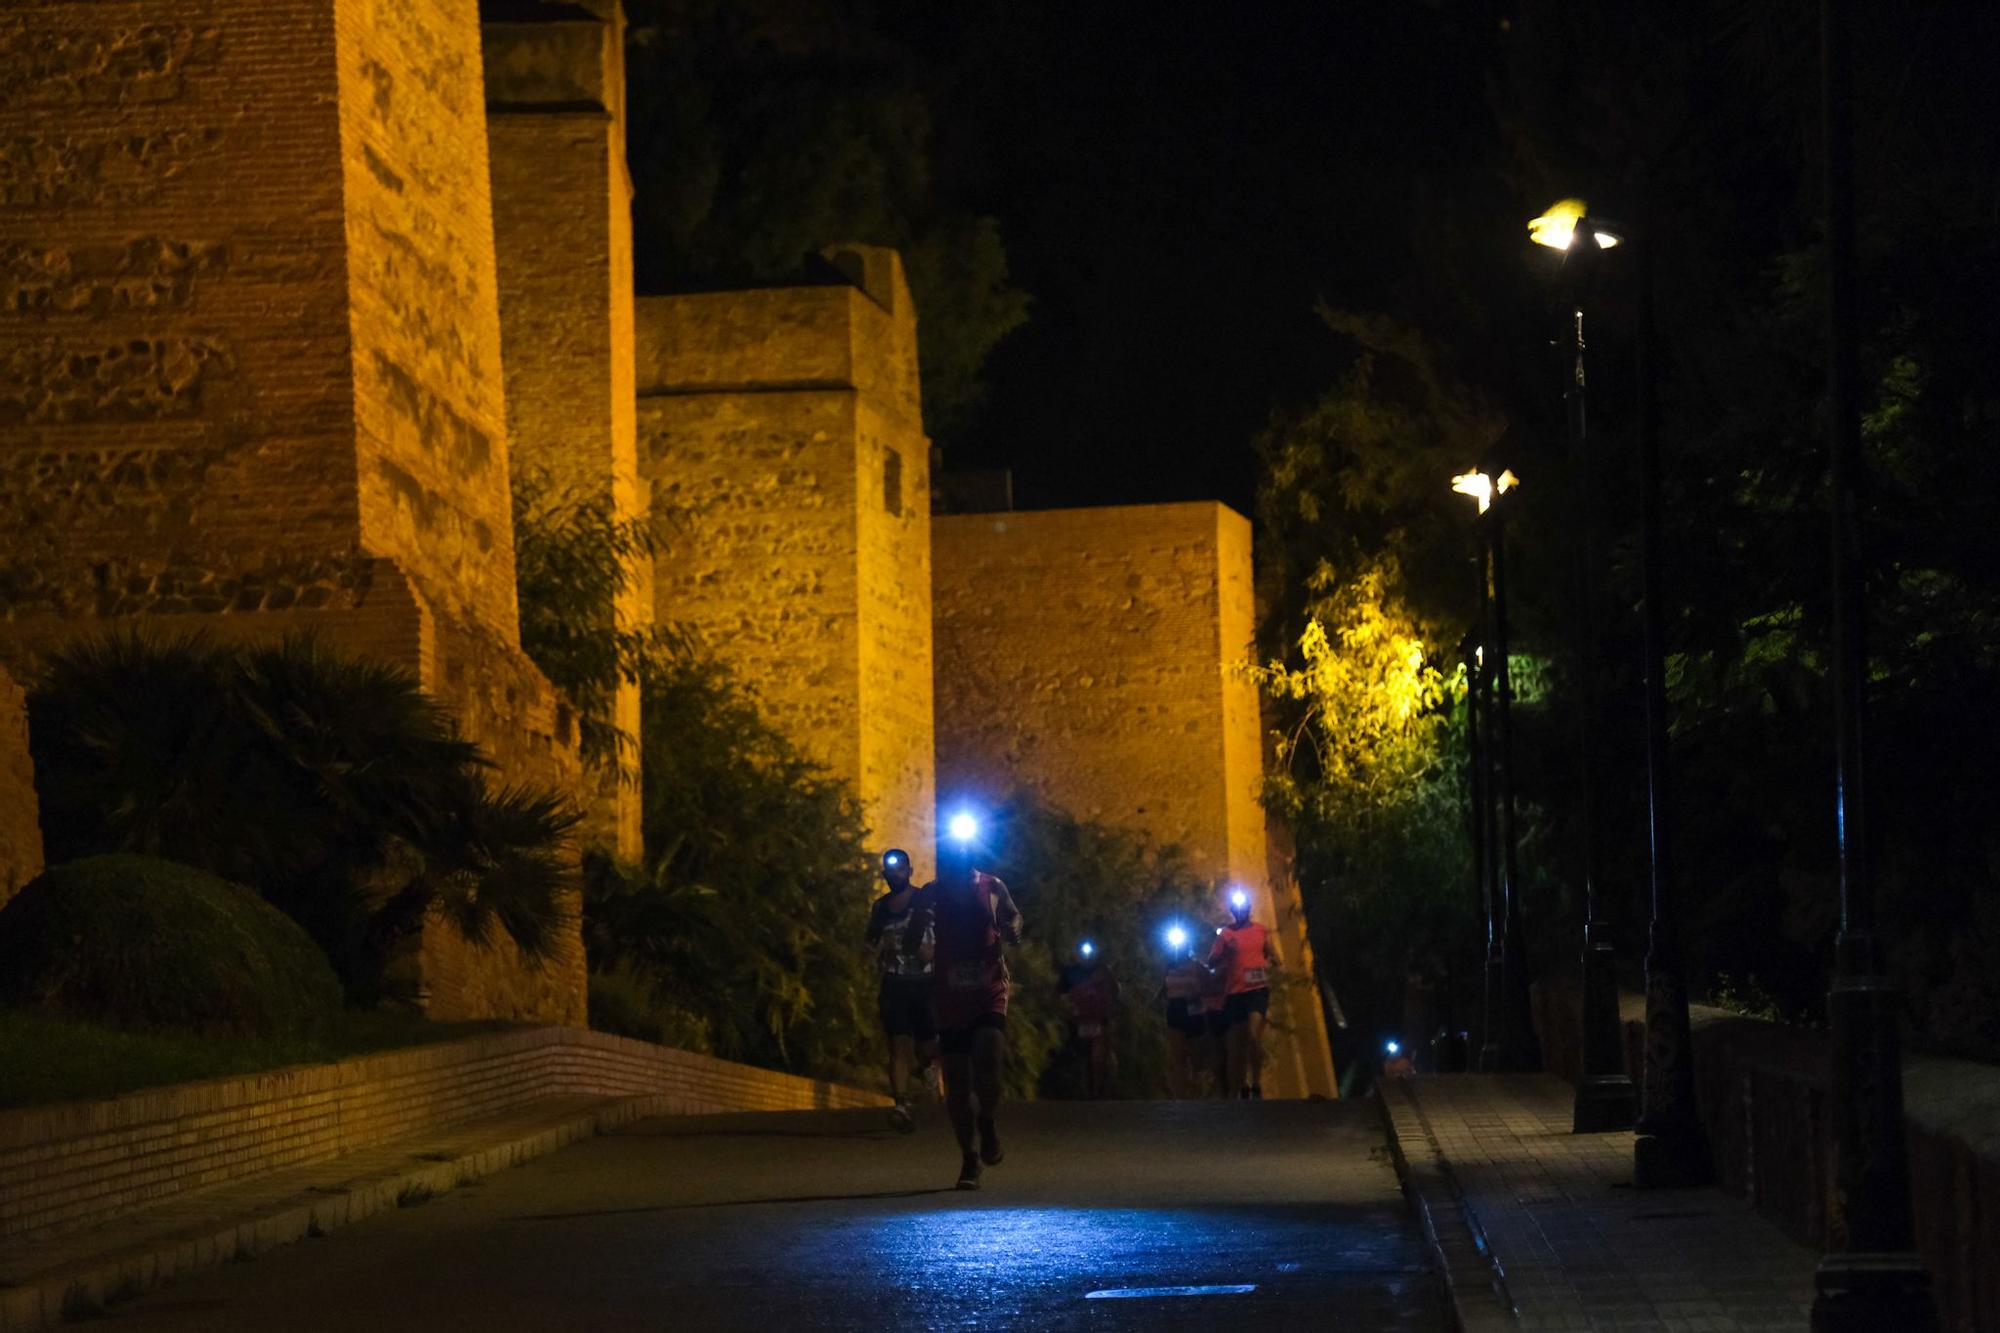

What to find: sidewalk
left=1380, top=1074, right=1816, bottom=1332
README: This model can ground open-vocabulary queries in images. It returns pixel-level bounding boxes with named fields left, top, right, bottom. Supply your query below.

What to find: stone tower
left=483, top=0, right=647, bottom=859
left=634, top=248, right=937, bottom=875
left=0, top=0, right=582, bottom=1023
left=932, top=502, right=1338, bottom=1098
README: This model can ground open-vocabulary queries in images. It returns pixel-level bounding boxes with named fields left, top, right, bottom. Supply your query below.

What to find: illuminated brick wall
left=933, top=503, right=1337, bottom=1097
left=0, top=666, right=40, bottom=908
left=634, top=247, right=937, bottom=875
left=0, top=1, right=581, bottom=1024
left=485, top=0, right=646, bottom=859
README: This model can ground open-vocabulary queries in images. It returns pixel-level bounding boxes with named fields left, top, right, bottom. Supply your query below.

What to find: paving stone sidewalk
left=1381, top=1074, right=1816, bottom=1332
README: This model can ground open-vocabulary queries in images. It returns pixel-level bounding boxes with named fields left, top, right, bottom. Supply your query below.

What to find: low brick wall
left=1531, top=979, right=2000, bottom=1333
left=0, top=1027, right=882, bottom=1245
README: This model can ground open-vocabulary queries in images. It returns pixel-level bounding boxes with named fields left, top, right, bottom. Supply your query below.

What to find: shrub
left=0, top=855, right=343, bottom=1038
left=26, top=633, right=578, bottom=1001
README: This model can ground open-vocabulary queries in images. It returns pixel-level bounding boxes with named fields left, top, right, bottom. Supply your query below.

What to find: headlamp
left=1228, top=887, right=1249, bottom=911
left=1385, top=1040, right=1401, bottom=1056
left=1165, top=924, right=1188, bottom=951
left=1080, top=940, right=1095, bottom=959
left=947, top=811, right=979, bottom=843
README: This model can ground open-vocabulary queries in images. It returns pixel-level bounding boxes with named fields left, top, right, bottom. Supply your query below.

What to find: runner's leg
left=942, top=1050, right=976, bottom=1155
left=889, top=1033, right=913, bottom=1102
left=1226, top=1020, right=1248, bottom=1096
left=972, top=1022, right=1006, bottom=1164
left=1246, top=1010, right=1268, bottom=1095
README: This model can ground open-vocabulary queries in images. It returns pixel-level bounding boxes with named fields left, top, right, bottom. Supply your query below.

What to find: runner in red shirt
left=1208, top=886, right=1276, bottom=1099
left=905, top=814, right=1023, bottom=1189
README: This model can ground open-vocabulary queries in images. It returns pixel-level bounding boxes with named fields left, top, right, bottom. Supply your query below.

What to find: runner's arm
left=989, top=878, right=1023, bottom=944
left=864, top=897, right=886, bottom=945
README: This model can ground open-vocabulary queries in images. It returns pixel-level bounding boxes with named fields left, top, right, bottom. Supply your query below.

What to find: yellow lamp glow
left=1451, top=468, right=1519, bottom=514
left=1529, top=198, right=1588, bottom=250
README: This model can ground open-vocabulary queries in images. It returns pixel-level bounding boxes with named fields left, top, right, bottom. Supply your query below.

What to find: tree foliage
left=624, top=0, right=1030, bottom=443
left=26, top=634, right=578, bottom=1001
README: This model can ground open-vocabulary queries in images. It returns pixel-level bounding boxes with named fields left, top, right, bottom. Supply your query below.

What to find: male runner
left=1059, top=941, right=1120, bottom=1098
left=1156, top=927, right=1207, bottom=1098
left=864, top=848, right=935, bottom=1132
left=906, top=821, right=1022, bottom=1189
left=1209, top=887, right=1276, bottom=1098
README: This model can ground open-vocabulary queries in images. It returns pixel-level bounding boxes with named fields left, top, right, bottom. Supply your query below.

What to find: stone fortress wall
left=933, top=505, right=1339, bottom=1098
left=0, top=0, right=581, bottom=1023
left=633, top=249, right=938, bottom=877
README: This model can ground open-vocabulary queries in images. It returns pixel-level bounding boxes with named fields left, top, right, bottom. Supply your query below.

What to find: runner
left=1058, top=939, right=1120, bottom=1099
left=864, top=848, right=935, bottom=1132
left=906, top=813, right=1023, bottom=1190
left=1199, top=929, right=1231, bottom=1098
left=1156, top=924, right=1207, bottom=1098
left=1209, top=886, right=1276, bottom=1098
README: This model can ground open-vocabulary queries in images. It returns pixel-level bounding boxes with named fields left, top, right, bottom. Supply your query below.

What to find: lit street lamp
left=1528, top=199, right=1637, bottom=1134
left=1451, top=467, right=1539, bottom=1072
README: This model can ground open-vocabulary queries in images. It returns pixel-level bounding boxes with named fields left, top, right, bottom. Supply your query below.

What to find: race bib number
left=1242, top=967, right=1268, bottom=987
left=1076, top=1021, right=1104, bottom=1039
left=946, top=962, right=985, bottom=990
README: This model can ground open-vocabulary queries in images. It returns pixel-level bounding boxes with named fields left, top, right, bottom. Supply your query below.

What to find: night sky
left=919, top=2, right=1505, bottom=514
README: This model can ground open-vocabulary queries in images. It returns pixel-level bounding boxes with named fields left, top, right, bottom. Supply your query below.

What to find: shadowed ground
left=110, top=1098, right=1444, bottom=1331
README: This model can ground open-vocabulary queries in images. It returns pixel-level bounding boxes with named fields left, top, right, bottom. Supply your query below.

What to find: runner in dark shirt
left=905, top=819, right=1022, bottom=1189
left=864, top=848, right=934, bottom=1132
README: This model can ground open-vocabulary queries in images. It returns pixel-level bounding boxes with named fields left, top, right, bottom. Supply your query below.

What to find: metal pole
left=1486, top=498, right=1542, bottom=1072
left=1631, top=176, right=1712, bottom=1189
left=1464, top=631, right=1499, bottom=1071
left=1567, top=272, right=1637, bottom=1132
left=1811, top=0, right=1936, bottom=1322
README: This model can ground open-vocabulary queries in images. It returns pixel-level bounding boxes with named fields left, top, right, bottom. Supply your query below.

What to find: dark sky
left=907, top=2, right=1507, bottom=514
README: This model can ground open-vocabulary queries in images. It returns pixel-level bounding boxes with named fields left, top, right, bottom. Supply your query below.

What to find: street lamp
left=1527, top=199, right=1637, bottom=1134
left=1535, top=192, right=1711, bottom=1185
left=1459, top=632, right=1499, bottom=1071
left=1451, top=467, right=1539, bottom=1072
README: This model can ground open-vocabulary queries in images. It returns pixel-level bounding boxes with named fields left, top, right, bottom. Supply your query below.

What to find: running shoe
left=888, top=1101, right=915, bottom=1134
left=955, top=1154, right=983, bottom=1190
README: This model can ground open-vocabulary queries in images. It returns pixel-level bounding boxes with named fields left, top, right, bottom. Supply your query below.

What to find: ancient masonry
left=0, top=666, right=41, bottom=908
left=0, top=0, right=582, bottom=1023
left=483, top=0, right=647, bottom=859
left=634, top=248, right=938, bottom=876
left=933, top=504, right=1339, bottom=1098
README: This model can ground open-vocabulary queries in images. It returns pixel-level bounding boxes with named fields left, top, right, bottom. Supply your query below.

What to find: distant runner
left=1157, top=926, right=1207, bottom=1098
left=1209, top=888, right=1276, bottom=1099
left=907, top=820, right=1023, bottom=1190
left=1059, top=940, right=1120, bottom=1099
left=865, top=848, right=935, bottom=1132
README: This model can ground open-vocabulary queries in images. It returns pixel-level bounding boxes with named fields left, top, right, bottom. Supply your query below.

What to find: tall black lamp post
left=1528, top=200, right=1638, bottom=1133
left=1460, top=631, right=1498, bottom=1069
left=1810, top=0, right=1937, bottom=1325
left=1452, top=468, right=1541, bottom=1072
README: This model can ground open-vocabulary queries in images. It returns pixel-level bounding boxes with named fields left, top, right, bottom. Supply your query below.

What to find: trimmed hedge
left=0, top=855, right=343, bottom=1039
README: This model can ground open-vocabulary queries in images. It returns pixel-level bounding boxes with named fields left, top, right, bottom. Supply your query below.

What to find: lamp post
left=1452, top=468, right=1541, bottom=1072
left=1810, top=0, right=1937, bottom=1325
left=1460, top=631, right=1499, bottom=1069
left=1528, top=200, right=1637, bottom=1133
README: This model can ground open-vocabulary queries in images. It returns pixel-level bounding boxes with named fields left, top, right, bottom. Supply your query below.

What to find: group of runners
left=862, top=822, right=1276, bottom=1190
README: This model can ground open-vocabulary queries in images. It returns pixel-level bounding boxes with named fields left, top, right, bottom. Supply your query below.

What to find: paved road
left=112, top=1099, right=1444, bottom=1331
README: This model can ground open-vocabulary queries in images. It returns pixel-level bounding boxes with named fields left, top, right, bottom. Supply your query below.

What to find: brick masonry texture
left=635, top=247, right=937, bottom=875
left=0, top=666, right=40, bottom=907
left=0, top=1026, right=882, bottom=1249
left=932, top=503, right=1336, bottom=1098
left=486, top=1, right=646, bottom=860
left=0, top=1, right=582, bottom=1024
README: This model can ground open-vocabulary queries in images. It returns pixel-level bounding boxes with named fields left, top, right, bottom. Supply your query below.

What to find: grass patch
left=0, top=1009, right=522, bottom=1110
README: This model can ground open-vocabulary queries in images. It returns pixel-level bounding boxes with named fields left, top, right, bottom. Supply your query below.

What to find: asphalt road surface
left=111, top=1098, right=1445, bottom=1331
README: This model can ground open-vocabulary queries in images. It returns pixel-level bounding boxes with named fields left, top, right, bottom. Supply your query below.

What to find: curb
left=1377, top=1081, right=1517, bottom=1332
left=0, top=1093, right=675, bottom=1332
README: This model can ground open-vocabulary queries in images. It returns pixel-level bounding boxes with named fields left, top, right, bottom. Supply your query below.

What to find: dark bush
left=0, top=855, right=343, bottom=1038
left=25, top=633, right=577, bottom=1002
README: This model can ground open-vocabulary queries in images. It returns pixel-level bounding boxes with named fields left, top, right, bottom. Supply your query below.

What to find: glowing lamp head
left=1385, top=1040, right=1402, bottom=1056
left=1529, top=199, right=1622, bottom=252
left=947, top=811, right=979, bottom=844
left=1166, top=924, right=1189, bottom=951
left=1450, top=468, right=1519, bottom=515
left=1228, top=887, right=1250, bottom=913
left=1080, top=940, right=1095, bottom=959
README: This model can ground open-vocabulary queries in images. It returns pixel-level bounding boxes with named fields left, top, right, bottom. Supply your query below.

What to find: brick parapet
left=0, top=1026, right=883, bottom=1246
